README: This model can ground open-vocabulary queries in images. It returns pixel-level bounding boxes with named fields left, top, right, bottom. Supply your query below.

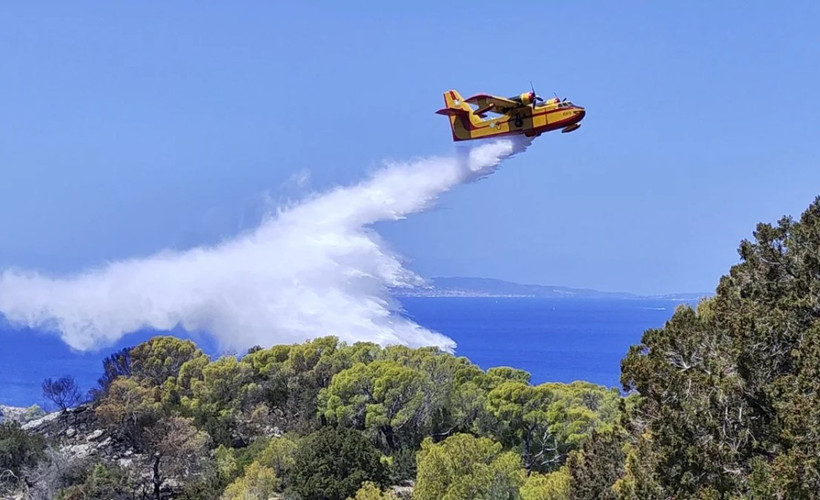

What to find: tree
left=42, top=376, right=82, bottom=412
left=185, top=355, right=254, bottom=446
left=485, top=381, right=619, bottom=475
left=414, top=433, right=523, bottom=500
left=290, top=427, right=387, bottom=500
left=620, top=301, right=751, bottom=497
left=240, top=336, right=358, bottom=432
left=256, top=437, right=297, bottom=490
left=444, top=377, right=494, bottom=439
left=380, top=346, right=490, bottom=442
left=95, top=377, right=160, bottom=449
left=546, top=382, right=620, bottom=452
left=566, top=429, right=624, bottom=500
left=320, top=360, right=431, bottom=450
left=146, top=416, right=211, bottom=491
left=130, top=336, right=207, bottom=388
left=220, top=461, right=277, bottom=500
left=90, top=347, right=132, bottom=400
left=165, top=353, right=210, bottom=409
left=486, top=382, right=554, bottom=473
left=319, top=361, right=431, bottom=450
left=620, top=198, right=820, bottom=497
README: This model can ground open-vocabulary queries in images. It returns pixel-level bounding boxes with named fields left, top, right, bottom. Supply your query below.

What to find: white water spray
left=0, top=138, right=530, bottom=352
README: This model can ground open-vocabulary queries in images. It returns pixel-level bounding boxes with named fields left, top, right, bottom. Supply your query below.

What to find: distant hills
left=392, top=277, right=709, bottom=301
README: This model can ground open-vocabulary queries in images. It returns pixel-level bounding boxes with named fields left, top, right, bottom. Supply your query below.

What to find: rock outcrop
left=24, top=405, right=143, bottom=466
left=0, top=404, right=45, bottom=425
left=15, top=405, right=182, bottom=499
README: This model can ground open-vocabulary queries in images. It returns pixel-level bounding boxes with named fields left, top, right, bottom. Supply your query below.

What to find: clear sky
left=2, top=2, right=819, bottom=295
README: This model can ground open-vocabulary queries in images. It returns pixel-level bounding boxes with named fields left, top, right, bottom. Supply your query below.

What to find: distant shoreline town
left=392, top=276, right=709, bottom=301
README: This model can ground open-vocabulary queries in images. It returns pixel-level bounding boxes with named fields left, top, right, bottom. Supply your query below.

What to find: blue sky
left=2, top=2, right=819, bottom=295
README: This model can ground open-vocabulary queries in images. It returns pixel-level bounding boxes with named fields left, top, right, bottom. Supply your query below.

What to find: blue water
left=0, top=298, right=684, bottom=407
left=401, top=297, right=682, bottom=388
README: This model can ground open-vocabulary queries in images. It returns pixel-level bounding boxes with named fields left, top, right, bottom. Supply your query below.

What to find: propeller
left=529, top=82, right=545, bottom=108
left=549, top=91, right=567, bottom=106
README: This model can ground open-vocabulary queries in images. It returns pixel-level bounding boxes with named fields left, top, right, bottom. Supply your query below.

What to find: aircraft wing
left=464, top=93, right=521, bottom=115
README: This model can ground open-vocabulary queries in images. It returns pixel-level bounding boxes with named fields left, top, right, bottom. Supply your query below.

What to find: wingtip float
left=436, top=87, right=585, bottom=142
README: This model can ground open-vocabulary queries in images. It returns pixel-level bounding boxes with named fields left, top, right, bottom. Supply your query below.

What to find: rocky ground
left=4, top=405, right=182, bottom=499
left=5, top=404, right=411, bottom=499
left=23, top=406, right=132, bottom=465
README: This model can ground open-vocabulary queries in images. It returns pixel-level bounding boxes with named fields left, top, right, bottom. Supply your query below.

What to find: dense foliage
left=566, top=428, right=624, bottom=500
left=414, top=433, right=522, bottom=499
left=57, top=334, right=617, bottom=497
left=291, top=427, right=387, bottom=500
left=619, top=197, right=820, bottom=498
left=55, top=463, right=133, bottom=500
left=0, top=422, right=45, bottom=483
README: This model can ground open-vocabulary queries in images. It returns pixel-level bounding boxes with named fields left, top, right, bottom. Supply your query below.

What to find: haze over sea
left=0, top=296, right=692, bottom=408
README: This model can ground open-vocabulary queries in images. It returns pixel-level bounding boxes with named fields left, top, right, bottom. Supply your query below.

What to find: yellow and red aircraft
left=436, top=87, right=585, bottom=141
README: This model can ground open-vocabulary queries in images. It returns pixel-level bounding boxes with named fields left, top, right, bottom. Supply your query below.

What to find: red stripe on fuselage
left=464, top=107, right=583, bottom=132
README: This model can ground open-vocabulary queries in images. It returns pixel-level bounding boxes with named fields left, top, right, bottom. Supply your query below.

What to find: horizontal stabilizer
left=435, top=107, right=470, bottom=116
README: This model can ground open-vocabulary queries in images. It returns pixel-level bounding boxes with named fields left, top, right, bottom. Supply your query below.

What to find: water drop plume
left=0, top=137, right=530, bottom=352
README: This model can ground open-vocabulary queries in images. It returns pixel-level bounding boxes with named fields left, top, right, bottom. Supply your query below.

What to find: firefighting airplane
left=436, top=87, right=585, bottom=141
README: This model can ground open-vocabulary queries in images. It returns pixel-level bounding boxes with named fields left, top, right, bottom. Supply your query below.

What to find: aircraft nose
left=575, top=107, right=586, bottom=120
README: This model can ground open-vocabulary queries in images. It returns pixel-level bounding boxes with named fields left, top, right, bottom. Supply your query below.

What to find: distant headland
left=392, top=276, right=709, bottom=300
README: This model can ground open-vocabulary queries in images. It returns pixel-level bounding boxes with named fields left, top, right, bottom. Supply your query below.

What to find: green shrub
left=0, top=421, right=45, bottom=478
left=414, top=433, right=523, bottom=500
left=290, top=427, right=387, bottom=500
left=221, top=461, right=277, bottom=500
left=55, top=463, right=133, bottom=500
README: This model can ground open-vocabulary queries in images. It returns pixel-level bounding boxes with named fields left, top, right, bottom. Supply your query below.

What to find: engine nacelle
left=508, top=92, right=537, bottom=106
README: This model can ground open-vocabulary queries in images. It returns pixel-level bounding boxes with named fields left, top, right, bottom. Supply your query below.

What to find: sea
left=0, top=297, right=689, bottom=408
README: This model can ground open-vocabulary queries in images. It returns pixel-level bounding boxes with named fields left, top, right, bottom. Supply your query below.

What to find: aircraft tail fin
left=435, top=90, right=472, bottom=116
left=435, top=90, right=477, bottom=141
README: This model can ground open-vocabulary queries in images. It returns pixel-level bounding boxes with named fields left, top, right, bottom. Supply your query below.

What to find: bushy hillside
left=2, top=337, right=619, bottom=499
